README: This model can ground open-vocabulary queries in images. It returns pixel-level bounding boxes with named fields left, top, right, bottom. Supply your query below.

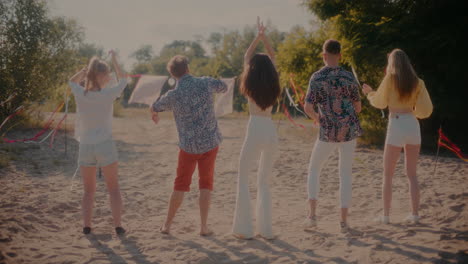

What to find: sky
left=46, top=0, right=314, bottom=68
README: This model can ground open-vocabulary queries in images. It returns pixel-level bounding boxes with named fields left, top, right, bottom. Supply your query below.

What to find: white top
left=69, top=79, right=128, bottom=144
left=248, top=98, right=272, bottom=117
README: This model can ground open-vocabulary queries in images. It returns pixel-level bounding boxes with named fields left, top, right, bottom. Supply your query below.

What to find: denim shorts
left=78, top=139, right=118, bottom=167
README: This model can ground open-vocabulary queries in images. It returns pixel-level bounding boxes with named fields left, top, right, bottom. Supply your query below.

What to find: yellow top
left=367, top=76, right=433, bottom=119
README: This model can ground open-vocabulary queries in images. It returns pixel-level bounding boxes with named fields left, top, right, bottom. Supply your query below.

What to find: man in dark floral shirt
left=303, top=40, right=362, bottom=233
left=151, top=55, right=227, bottom=236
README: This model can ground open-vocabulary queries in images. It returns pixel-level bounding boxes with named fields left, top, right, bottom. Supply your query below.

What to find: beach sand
left=1, top=110, right=467, bottom=263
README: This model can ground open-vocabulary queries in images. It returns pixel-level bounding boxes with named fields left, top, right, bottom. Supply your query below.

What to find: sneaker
left=82, top=227, right=91, bottom=234
left=340, top=222, right=348, bottom=233
left=374, top=215, right=390, bottom=224
left=304, top=216, right=317, bottom=230
left=115, top=227, right=126, bottom=235
left=404, top=214, right=420, bottom=224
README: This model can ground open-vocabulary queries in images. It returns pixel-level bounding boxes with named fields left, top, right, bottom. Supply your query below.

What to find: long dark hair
left=240, top=53, right=281, bottom=110
left=386, top=49, right=419, bottom=101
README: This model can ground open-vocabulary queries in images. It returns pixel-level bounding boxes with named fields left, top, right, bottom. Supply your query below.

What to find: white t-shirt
left=69, top=79, right=128, bottom=144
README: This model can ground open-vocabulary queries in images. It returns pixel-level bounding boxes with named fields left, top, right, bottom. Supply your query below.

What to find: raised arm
left=244, top=17, right=269, bottom=64
left=260, top=31, right=275, bottom=63
left=69, top=66, right=87, bottom=84
left=110, top=50, right=126, bottom=80
left=244, top=35, right=261, bottom=66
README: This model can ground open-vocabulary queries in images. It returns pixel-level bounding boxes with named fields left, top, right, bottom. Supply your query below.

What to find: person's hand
left=149, top=107, right=159, bottom=124
left=109, top=50, right=117, bottom=58
left=362, top=83, right=373, bottom=95
left=257, top=16, right=266, bottom=38
left=312, top=119, right=319, bottom=128
left=151, top=112, right=159, bottom=124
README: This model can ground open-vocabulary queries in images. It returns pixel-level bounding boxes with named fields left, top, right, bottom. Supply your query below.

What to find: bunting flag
left=438, top=128, right=468, bottom=162
left=128, top=75, right=168, bottom=106
left=0, top=105, right=25, bottom=131
left=49, top=113, right=67, bottom=148
left=351, top=65, right=363, bottom=96
left=284, top=88, right=308, bottom=118
left=214, top=78, right=235, bottom=117
left=128, top=75, right=236, bottom=117
left=351, top=65, right=385, bottom=119
left=2, top=102, right=65, bottom=143
left=0, top=94, right=16, bottom=107
left=288, top=76, right=305, bottom=107
left=282, top=103, right=306, bottom=129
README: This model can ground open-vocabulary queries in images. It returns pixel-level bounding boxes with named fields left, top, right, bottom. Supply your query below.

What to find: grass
left=0, top=153, right=10, bottom=169
left=0, top=143, right=24, bottom=169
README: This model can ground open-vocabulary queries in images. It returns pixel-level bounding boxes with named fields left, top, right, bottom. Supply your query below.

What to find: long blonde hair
left=386, top=49, right=419, bottom=101
left=85, top=56, right=110, bottom=95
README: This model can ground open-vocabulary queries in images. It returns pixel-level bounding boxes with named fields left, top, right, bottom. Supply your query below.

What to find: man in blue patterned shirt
left=151, top=55, right=227, bottom=236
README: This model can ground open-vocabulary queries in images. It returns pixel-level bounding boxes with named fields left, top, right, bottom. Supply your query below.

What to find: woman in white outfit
left=232, top=17, right=281, bottom=240
left=68, top=51, right=127, bottom=235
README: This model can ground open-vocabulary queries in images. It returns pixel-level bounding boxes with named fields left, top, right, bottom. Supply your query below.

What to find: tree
left=303, top=0, right=468, bottom=149
left=0, top=0, right=84, bottom=121
left=131, top=44, right=153, bottom=64
left=129, top=25, right=286, bottom=111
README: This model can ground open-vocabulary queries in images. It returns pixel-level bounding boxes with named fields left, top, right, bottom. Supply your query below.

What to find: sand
left=0, top=110, right=467, bottom=264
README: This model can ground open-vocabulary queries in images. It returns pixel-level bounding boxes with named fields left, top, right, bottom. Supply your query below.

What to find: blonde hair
left=85, top=56, right=110, bottom=95
left=386, top=49, right=419, bottom=101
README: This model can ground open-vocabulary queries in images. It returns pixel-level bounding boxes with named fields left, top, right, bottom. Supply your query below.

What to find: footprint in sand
left=180, top=225, right=196, bottom=234
left=448, top=192, right=468, bottom=200
left=449, top=203, right=465, bottom=212
left=6, top=252, right=17, bottom=258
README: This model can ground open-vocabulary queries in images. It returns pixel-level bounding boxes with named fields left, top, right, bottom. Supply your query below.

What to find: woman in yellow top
left=362, top=49, right=433, bottom=224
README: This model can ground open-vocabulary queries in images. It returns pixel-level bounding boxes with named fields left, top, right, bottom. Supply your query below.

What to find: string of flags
left=437, top=128, right=468, bottom=162
left=128, top=75, right=236, bottom=117
left=3, top=74, right=466, bottom=164
left=351, top=65, right=385, bottom=119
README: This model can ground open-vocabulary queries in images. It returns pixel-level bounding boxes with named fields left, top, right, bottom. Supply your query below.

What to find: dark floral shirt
left=305, top=66, right=362, bottom=142
left=152, top=74, right=227, bottom=154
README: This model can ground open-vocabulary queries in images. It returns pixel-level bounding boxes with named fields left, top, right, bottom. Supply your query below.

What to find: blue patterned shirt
left=152, top=74, right=227, bottom=154
left=305, top=66, right=362, bottom=142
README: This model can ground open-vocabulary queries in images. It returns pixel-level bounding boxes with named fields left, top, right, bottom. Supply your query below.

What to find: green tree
left=131, top=44, right=153, bottom=64
left=0, top=0, right=84, bottom=121
left=303, top=0, right=468, bottom=149
left=129, top=25, right=286, bottom=111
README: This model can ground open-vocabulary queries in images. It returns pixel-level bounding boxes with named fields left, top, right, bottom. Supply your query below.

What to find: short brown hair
left=167, top=55, right=189, bottom=78
left=323, top=39, right=341, bottom=54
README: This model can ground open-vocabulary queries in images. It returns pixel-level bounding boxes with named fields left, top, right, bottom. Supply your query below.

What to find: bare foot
left=232, top=233, right=253, bottom=240
left=257, top=234, right=276, bottom=240
left=200, top=226, right=213, bottom=236
left=160, top=225, right=170, bottom=235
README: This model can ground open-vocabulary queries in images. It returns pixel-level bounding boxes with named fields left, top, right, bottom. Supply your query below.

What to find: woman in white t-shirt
left=68, top=51, right=127, bottom=235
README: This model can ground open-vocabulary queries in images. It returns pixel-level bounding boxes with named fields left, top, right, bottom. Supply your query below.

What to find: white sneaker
left=404, top=214, right=420, bottom=224
left=340, top=222, right=349, bottom=233
left=303, top=216, right=317, bottom=230
left=374, top=215, right=390, bottom=224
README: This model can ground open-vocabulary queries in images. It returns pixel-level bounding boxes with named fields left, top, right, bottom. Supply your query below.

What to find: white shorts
left=385, top=113, right=421, bottom=147
left=78, top=139, right=118, bottom=167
